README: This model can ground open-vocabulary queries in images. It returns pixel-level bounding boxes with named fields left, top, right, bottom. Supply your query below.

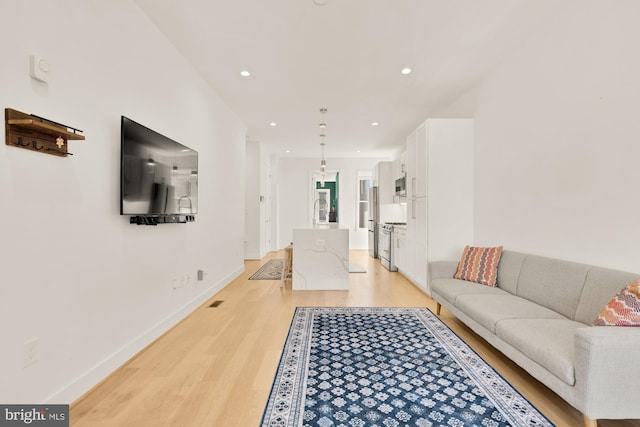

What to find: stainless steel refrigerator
left=367, top=186, right=379, bottom=258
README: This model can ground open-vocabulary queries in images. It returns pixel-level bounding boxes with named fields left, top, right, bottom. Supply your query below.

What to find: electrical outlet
left=23, top=337, right=38, bottom=367
left=197, top=269, right=204, bottom=281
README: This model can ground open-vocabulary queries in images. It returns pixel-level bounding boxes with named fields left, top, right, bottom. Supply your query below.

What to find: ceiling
left=133, top=0, right=559, bottom=159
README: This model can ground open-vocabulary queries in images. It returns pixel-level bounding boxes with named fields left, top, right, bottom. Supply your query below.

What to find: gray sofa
left=429, top=250, right=640, bottom=427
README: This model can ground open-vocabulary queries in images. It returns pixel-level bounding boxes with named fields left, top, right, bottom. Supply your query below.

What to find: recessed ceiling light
left=401, top=67, right=412, bottom=75
left=285, top=150, right=291, bottom=153
left=270, top=122, right=277, bottom=127
left=356, top=150, right=361, bottom=153
left=371, top=122, right=379, bottom=126
left=240, top=70, right=251, bottom=77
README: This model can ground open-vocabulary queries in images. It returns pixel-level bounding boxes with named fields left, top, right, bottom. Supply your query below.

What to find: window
left=357, top=172, right=373, bottom=229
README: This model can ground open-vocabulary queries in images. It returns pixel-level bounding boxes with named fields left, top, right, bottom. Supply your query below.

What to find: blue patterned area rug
left=260, top=307, right=554, bottom=427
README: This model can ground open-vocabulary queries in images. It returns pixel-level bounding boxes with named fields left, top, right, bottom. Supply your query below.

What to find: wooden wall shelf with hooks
left=5, top=108, right=85, bottom=157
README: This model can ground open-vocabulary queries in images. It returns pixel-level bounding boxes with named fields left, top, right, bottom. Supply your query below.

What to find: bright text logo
left=0, top=405, right=68, bottom=426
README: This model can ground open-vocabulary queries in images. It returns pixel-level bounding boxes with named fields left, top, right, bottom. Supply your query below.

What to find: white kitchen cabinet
left=393, top=227, right=407, bottom=272
left=392, top=152, right=406, bottom=181
left=413, top=123, right=428, bottom=198
left=391, top=157, right=399, bottom=182
left=375, top=161, right=395, bottom=205
left=405, top=132, right=417, bottom=198
left=404, top=196, right=427, bottom=291
left=402, top=119, right=474, bottom=294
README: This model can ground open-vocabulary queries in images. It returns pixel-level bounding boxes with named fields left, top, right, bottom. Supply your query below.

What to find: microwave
left=395, top=176, right=406, bottom=196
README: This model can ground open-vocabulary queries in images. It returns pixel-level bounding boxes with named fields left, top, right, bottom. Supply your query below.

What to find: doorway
left=310, top=170, right=339, bottom=225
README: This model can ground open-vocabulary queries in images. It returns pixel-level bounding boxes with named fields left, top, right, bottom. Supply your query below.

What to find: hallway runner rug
left=260, top=307, right=554, bottom=427
left=249, top=259, right=284, bottom=280
left=348, top=263, right=367, bottom=273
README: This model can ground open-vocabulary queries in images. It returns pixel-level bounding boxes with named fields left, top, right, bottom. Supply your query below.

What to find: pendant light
left=319, top=108, right=327, bottom=186
left=320, top=137, right=326, bottom=186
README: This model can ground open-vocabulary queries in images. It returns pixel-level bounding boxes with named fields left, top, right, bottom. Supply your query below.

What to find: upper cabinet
left=392, top=151, right=406, bottom=181
left=405, top=130, right=416, bottom=198
left=406, top=122, right=428, bottom=198
left=374, top=161, right=395, bottom=205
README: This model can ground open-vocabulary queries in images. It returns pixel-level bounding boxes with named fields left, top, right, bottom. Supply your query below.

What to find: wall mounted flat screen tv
left=120, top=116, right=198, bottom=217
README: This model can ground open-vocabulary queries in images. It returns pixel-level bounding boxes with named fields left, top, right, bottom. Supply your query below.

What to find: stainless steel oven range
left=378, top=222, right=406, bottom=271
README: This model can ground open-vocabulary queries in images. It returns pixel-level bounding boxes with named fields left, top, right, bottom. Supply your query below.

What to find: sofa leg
left=583, top=414, right=597, bottom=427
left=436, top=303, right=441, bottom=316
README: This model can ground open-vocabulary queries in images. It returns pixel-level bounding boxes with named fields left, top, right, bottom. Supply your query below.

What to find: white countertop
left=295, top=222, right=347, bottom=230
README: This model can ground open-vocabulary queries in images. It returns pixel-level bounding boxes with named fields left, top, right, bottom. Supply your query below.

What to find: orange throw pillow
left=454, top=246, right=503, bottom=287
left=594, top=279, right=640, bottom=326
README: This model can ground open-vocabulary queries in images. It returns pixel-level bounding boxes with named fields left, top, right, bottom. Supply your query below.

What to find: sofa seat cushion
left=496, top=318, right=582, bottom=386
left=454, top=294, right=565, bottom=334
left=431, top=278, right=507, bottom=306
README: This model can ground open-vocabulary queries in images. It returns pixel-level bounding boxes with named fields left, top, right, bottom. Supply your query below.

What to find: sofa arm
left=429, top=260, right=458, bottom=280
left=574, top=326, right=640, bottom=420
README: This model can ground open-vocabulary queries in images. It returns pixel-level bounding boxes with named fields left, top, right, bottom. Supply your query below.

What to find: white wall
left=277, top=157, right=382, bottom=250
left=0, top=1, right=246, bottom=404
left=245, top=141, right=262, bottom=259
left=269, top=154, right=280, bottom=253
left=441, top=1, right=640, bottom=272
left=245, top=141, right=272, bottom=259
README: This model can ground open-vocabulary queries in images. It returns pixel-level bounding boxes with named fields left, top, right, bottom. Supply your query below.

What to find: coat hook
left=46, top=147, right=73, bottom=155
left=31, top=140, right=44, bottom=150
left=16, top=137, right=29, bottom=147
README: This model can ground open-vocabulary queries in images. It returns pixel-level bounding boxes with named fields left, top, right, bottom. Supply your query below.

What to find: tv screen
left=120, top=116, right=198, bottom=217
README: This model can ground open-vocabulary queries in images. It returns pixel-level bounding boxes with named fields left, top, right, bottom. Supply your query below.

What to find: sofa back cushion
left=495, top=251, right=527, bottom=295
left=516, top=254, right=591, bottom=320
left=575, top=267, right=640, bottom=325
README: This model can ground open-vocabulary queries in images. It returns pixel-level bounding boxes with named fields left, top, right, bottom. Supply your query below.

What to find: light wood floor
left=70, top=250, right=639, bottom=427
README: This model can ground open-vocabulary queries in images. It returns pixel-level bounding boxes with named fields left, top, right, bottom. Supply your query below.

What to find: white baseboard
left=46, top=265, right=245, bottom=405
left=244, top=248, right=270, bottom=260
left=398, top=269, right=431, bottom=297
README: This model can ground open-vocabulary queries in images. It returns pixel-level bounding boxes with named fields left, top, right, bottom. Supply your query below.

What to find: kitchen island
left=292, top=224, right=349, bottom=290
